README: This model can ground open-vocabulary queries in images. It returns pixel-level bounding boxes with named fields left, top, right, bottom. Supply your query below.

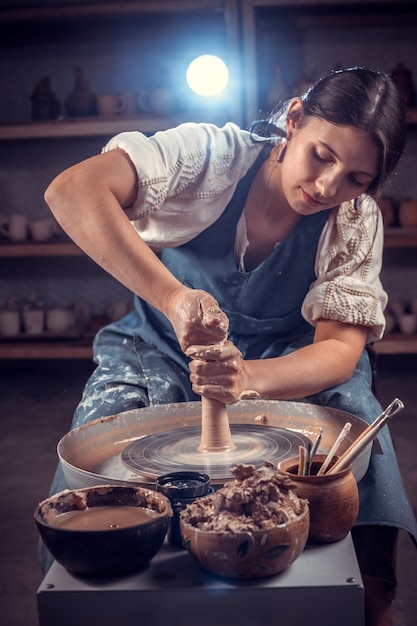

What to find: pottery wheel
left=121, top=424, right=312, bottom=482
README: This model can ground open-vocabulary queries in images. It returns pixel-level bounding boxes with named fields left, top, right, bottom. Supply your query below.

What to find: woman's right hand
left=166, top=288, right=229, bottom=353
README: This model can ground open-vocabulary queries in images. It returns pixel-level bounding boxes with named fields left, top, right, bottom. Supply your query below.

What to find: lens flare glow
left=186, top=55, right=229, bottom=97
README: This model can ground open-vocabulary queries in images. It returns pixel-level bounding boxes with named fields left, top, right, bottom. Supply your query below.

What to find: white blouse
left=103, top=121, right=387, bottom=342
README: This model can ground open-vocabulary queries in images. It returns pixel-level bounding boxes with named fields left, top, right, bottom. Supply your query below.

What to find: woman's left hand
left=186, top=340, right=260, bottom=404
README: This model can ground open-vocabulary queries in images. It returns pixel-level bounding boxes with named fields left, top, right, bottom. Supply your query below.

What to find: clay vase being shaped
left=279, top=455, right=359, bottom=544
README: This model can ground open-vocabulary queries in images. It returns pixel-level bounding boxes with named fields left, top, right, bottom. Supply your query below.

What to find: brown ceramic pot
left=378, top=197, right=395, bottom=228
left=278, top=455, right=359, bottom=544
left=398, top=200, right=417, bottom=228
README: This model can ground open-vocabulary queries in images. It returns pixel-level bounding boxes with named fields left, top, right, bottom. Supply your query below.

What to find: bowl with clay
left=180, top=462, right=309, bottom=579
left=35, top=484, right=173, bottom=577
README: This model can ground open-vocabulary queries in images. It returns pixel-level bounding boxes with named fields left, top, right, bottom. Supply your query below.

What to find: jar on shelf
left=390, top=62, right=416, bottom=107
left=31, top=76, right=61, bottom=121
left=65, top=67, right=96, bottom=117
left=378, top=197, right=396, bottom=228
left=398, top=199, right=417, bottom=228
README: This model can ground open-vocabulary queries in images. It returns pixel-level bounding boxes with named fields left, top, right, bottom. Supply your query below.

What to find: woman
left=43, top=67, right=416, bottom=625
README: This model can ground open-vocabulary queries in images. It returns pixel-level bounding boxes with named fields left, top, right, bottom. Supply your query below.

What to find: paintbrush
left=327, top=398, right=404, bottom=475
left=317, top=422, right=352, bottom=475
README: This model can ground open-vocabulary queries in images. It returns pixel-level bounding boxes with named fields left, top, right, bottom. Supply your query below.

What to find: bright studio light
left=186, top=55, right=229, bottom=97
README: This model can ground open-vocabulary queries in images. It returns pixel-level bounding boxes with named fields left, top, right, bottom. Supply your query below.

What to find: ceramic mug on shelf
left=22, top=308, right=45, bottom=335
left=136, top=88, right=175, bottom=114
left=96, top=93, right=126, bottom=117
left=107, top=301, right=130, bottom=322
left=46, top=308, right=75, bottom=333
left=0, top=214, right=28, bottom=242
left=0, top=309, right=21, bottom=336
left=398, top=200, right=417, bottom=228
left=29, top=217, right=57, bottom=242
left=398, top=313, right=416, bottom=335
left=384, top=311, right=396, bottom=335
left=115, top=91, right=137, bottom=117
left=388, top=299, right=405, bottom=319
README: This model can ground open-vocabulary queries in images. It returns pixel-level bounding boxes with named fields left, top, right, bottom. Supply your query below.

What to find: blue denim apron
left=48, top=148, right=417, bottom=551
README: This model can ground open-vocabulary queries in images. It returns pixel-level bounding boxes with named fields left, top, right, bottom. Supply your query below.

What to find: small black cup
left=156, top=471, right=212, bottom=548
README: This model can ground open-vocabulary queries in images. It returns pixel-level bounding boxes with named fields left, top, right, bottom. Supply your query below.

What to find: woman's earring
left=277, top=141, right=287, bottom=163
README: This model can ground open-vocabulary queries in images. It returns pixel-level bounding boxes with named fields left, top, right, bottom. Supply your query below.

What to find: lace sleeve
left=302, top=195, right=388, bottom=343
left=102, top=122, right=263, bottom=247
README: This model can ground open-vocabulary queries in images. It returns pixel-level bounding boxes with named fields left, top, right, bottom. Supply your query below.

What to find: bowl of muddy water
left=35, top=484, right=173, bottom=577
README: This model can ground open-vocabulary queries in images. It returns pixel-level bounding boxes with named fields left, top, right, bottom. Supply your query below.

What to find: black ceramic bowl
left=35, top=484, right=173, bottom=577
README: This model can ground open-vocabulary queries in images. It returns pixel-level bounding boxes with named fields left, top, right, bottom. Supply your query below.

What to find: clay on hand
left=185, top=299, right=235, bottom=453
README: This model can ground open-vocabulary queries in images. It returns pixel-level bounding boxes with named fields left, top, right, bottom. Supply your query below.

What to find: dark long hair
left=256, top=67, right=407, bottom=197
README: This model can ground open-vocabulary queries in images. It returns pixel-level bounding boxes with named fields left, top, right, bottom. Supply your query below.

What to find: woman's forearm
left=45, top=150, right=186, bottom=318
left=243, top=321, right=368, bottom=400
left=188, top=320, right=368, bottom=403
left=243, top=340, right=359, bottom=400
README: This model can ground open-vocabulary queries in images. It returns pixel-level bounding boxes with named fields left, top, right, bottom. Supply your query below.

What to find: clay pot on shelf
left=279, top=454, right=359, bottom=544
left=65, top=66, right=96, bottom=117
left=398, top=313, right=417, bottom=335
left=384, top=311, right=397, bottom=335
left=391, top=62, right=416, bottom=107
left=378, top=197, right=396, bottom=228
left=398, top=200, right=417, bottom=229
left=31, top=76, right=61, bottom=121
left=22, top=307, right=45, bottom=335
left=0, top=214, right=28, bottom=242
left=0, top=308, right=21, bottom=337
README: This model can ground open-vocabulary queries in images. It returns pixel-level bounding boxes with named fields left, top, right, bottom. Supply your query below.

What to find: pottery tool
left=298, top=445, right=306, bottom=475
left=309, top=428, right=323, bottom=464
left=303, top=441, right=312, bottom=476
left=327, top=398, right=404, bottom=475
left=317, top=421, right=351, bottom=475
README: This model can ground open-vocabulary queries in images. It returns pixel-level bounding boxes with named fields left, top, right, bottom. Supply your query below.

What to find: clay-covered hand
left=167, top=288, right=229, bottom=353
left=186, top=340, right=260, bottom=404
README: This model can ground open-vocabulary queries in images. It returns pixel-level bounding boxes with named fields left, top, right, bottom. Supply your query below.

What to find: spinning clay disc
left=121, top=424, right=312, bottom=482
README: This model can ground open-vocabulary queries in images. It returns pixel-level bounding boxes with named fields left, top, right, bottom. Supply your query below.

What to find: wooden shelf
left=0, top=113, right=230, bottom=141
left=0, top=230, right=412, bottom=259
left=0, top=1, right=224, bottom=22
left=0, top=340, right=92, bottom=360
left=251, top=0, right=415, bottom=6
left=0, top=241, right=84, bottom=257
left=374, top=334, right=417, bottom=355
left=384, top=228, right=417, bottom=247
